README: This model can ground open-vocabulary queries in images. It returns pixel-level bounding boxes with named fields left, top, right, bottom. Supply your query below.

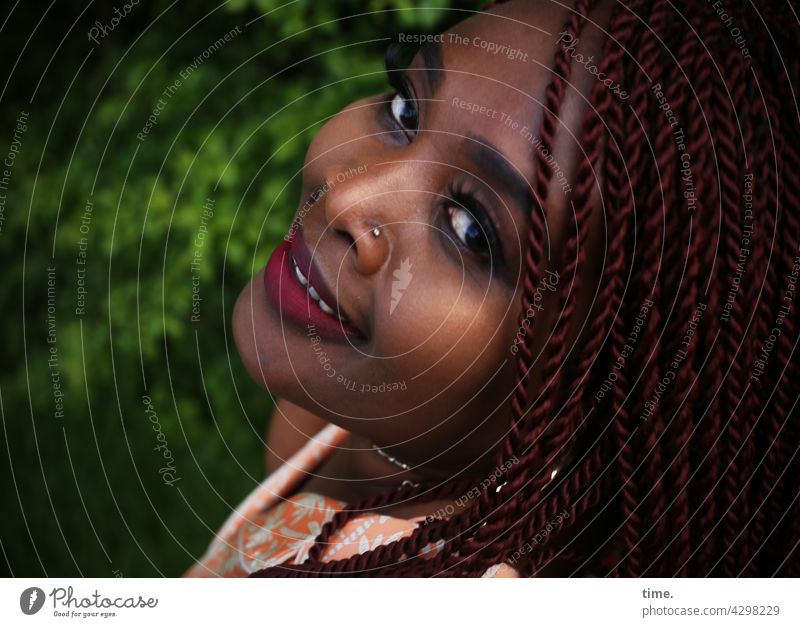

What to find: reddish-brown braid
left=746, top=5, right=800, bottom=576
left=606, top=0, right=666, bottom=576
left=250, top=0, right=800, bottom=577
left=655, top=3, right=709, bottom=576
left=689, top=8, right=743, bottom=572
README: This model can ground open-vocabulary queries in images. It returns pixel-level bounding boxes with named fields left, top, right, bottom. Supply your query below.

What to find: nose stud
left=372, top=227, right=381, bottom=238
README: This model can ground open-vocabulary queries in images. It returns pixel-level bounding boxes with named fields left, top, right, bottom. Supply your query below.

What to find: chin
left=232, top=270, right=328, bottom=408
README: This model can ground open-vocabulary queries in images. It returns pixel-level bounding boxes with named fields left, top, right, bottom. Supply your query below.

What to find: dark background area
left=0, top=0, right=479, bottom=577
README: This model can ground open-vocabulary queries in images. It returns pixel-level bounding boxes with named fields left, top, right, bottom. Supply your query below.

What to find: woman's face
left=234, top=0, right=607, bottom=471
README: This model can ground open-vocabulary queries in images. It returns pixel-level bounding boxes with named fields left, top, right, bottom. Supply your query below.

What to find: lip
left=263, top=227, right=365, bottom=342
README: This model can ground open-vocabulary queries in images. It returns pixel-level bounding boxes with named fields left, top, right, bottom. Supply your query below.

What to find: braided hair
left=251, top=0, right=800, bottom=577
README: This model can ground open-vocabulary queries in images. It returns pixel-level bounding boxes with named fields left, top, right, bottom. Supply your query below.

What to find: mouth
left=289, top=255, right=348, bottom=322
left=263, top=227, right=366, bottom=343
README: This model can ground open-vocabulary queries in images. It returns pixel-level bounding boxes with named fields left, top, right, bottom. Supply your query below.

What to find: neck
left=302, top=430, right=500, bottom=506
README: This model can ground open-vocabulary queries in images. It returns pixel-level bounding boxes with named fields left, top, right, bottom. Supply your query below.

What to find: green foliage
left=0, top=0, right=480, bottom=576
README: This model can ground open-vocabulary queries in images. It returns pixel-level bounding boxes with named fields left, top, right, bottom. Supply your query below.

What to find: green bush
left=0, top=0, right=478, bottom=576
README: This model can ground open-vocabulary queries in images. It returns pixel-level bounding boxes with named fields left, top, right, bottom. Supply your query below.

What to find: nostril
left=336, top=227, right=356, bottom=249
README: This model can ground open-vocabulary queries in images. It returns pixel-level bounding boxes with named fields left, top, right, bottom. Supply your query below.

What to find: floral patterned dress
left=185, top=424, right=517, bottom=577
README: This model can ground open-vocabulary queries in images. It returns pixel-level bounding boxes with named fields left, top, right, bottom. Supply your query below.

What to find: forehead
left=444, top=3, right=564, bottom=95
left=439, top=2, right=575, bottom=127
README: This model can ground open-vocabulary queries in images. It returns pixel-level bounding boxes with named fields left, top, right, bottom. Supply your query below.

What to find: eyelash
left=444, top=181, right=504, bottom=267
left=385, top=75, right=418, bottom=137
left=387, top=67, right=411, bottom=99
left=381, top=69, right=503, bottom=269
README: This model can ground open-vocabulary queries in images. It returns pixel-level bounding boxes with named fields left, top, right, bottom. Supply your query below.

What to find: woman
left=188, top=0, right=799, bottom=576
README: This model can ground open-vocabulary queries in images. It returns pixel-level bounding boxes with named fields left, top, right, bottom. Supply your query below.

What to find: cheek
left=377, top=272, right=517, bottom=390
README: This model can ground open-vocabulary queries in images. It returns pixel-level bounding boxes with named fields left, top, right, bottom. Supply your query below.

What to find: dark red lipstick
left=263, top=227, right=365, bottom=342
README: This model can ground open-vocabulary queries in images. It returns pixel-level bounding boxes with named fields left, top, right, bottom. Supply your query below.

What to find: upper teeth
left=291, top=256, right=349, bottom=323
left=293, top=262, right=308, bottom=286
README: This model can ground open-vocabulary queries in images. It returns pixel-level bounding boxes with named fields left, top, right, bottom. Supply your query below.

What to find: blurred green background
left=0, top=0, right=480, bottom=576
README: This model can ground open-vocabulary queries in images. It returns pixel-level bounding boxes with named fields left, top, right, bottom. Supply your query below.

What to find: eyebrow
left=466, top=135, right=533, bottom=216
left=418, top=41, right=444, bottom=93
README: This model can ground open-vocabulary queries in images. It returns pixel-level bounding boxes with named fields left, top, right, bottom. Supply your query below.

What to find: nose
left=323, top=165, right=394, bottom=276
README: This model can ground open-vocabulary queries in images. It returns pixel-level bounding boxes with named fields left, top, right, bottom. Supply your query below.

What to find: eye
left=448, top=205, right=490, bottom=257
left=444, top=186, right=504, bottom=266
left=389, top=89, right=418, bottom=134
